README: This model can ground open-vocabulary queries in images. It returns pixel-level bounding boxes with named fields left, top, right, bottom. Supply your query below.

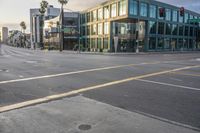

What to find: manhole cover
left=78, top=124, right=92, bottom=131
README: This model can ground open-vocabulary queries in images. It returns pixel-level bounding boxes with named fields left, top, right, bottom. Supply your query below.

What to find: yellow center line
left=0, top=61, right=160, bottom=85
left=0, top=65, right=199, bottom=113
left=170, top=72, right=200, bottom=77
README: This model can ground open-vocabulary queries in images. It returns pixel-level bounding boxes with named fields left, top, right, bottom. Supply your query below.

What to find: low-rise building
left=80, top=0, right=200, bottom=52
left=43, top=12, right=80, bottom=50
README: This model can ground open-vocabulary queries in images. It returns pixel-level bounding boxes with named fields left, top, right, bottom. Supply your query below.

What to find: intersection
left=0, top=45, right=200, bottom=132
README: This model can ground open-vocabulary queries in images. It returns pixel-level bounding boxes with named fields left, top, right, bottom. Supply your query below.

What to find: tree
left=20, top=21, right=27, bottom=47
left=58, top=0, right=69, bottom=51
left=20, top=21, right=26, bottom=33
left=39, top=0, right=49, bottom=49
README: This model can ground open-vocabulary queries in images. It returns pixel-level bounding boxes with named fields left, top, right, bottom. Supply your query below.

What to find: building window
left=149, top=37, right=156, bottom=50
left=111, top=3, right=117, bottom=17
left=178, top=39, right=183, bottom=49
left=185, top=26, right=189, bottom=36
left=104, top=6, right=109, bottom=19
left=91, top=38, right=96, bottom=49
left=97, top=38, right=101, bottom=49
left=86, top=13, right=90, bottom=22
left=172, top=24, right=178, bottom=35
left=103, top=38, right=109, bottom=49
left=86, top=26, right=90, bottom=35
left=98, top=23, right=103, bottom=35
left=158, top=22, right=165, bottom=34
left=149, top=21, right=156, bottom=34
left=172, top=10, right=178, bottom=22
left=184, top=13, right=189, bottom=23
left=166, top=9, right=171, bottom=21
left=164, top=38, right=170, bottom=49
left=140, top=3, right=147, bottom=17
left=130, top=0, right=138, bottom=15
left=92, top=24, right=97, bottom=35
left=104, top=22, right=109, bottom=34
left=81, top=14, right=86, bottom=24
left=179, top=13, right=184, bottom=23
left=190, top=27, right=194, bottom=36
left=92, top=10, right=97, bottom=21
left=166, top=23, right=171, bottom=35
left=158, top=38, right=164, bottom=49
left=179, top=25, right=184, bottom=36
left=98, top=8, right=103, bottom=20
left=149, top=5, right=156, bottom=18
left=119, top=0, right=127, bottom=16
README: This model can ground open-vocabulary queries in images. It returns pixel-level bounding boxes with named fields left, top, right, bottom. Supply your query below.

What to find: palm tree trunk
left=60, top=4, right=64, bottom=51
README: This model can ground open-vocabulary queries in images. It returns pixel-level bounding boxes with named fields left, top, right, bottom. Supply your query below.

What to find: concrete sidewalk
left=0, top=96, right=199, bottom=133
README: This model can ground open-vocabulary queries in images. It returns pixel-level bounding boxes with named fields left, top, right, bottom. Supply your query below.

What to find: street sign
left=61, top=28, right=71, bottom=33
left=188, top=19, right=200, bottom=23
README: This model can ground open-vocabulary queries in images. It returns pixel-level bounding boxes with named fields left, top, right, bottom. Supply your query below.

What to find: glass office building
left=80, top=0, right=200, bottom=52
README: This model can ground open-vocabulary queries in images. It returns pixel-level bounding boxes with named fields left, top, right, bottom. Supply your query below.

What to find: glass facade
left=149, top=5, right=156, bottom=18
left=140, top=3, right=148, bottom=17
left=130, top=0, right=138, bottom=15
left=119, top=0, right=127, bottom=16
left=81, top=0, right=200, bottom=52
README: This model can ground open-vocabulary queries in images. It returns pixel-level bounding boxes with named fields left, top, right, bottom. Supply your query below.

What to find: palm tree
left=20, top=21, right=27, bottom=47
left=58, top=0, right=69, bottom=51
left=20, top=21, right=26, bottom=33
left=39, top=0, right=49, bottom=49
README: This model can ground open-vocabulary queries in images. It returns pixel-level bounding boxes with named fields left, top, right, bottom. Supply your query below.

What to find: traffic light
left=159, top=8, right=166, bottom=17
left=180, top=7, right=185, bottom=16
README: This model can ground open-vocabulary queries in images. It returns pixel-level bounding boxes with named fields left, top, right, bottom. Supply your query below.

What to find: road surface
left=0, top=45, right=200, bottom=132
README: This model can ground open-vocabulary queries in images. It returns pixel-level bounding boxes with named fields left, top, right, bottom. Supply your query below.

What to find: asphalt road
left=0, top=44, right=200, bottom=130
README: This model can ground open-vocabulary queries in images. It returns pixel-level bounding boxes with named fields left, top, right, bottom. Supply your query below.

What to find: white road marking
left=0, top=65, right=199, bottom=113
left=136, top=79, right=200, bottom=91
left=0, top=62, right=160, bottom=85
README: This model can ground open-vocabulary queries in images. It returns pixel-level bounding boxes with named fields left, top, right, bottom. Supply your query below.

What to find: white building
left=30, top=5, right=60, bottom=48
left=1, top=27, right=8, bottom=43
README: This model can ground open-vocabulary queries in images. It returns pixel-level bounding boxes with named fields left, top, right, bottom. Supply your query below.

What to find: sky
left=0, top=0, right=200, bottom=32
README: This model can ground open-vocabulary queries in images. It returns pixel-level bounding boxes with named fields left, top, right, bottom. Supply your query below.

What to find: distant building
left=30, top=5, right=60, bottom=48
left=1, top=27, right=8, bottom=43
left=43, top=12, right=80, bottom=50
